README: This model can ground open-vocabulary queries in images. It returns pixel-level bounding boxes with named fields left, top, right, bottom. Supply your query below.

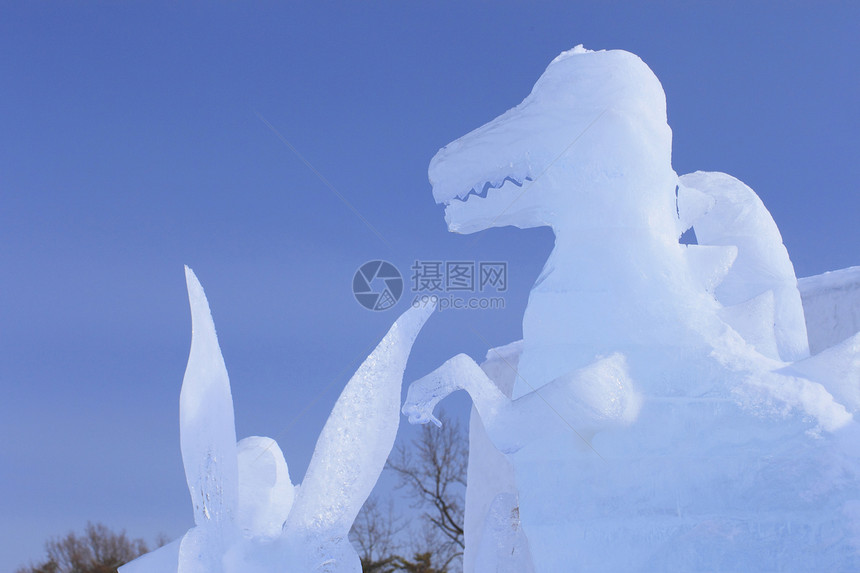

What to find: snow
left=121, top=270, right=435, bottom=572
left=799, top=265, right=860, bottom=354
left=408, top=46, right=860, bottom=571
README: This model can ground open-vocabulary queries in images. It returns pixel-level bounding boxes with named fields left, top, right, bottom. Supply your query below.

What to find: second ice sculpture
left=404, top=46, right=860, bottom=571
left=122, top=267, right=434, bottom=572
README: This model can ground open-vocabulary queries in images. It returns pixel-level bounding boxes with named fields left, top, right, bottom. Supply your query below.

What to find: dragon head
left=430, top=46, right=676, bottom=237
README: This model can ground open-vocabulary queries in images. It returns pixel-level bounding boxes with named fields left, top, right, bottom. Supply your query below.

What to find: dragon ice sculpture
left=121, top=267, right=434, bottom=573
left=404, top=46, right=860, bottom=572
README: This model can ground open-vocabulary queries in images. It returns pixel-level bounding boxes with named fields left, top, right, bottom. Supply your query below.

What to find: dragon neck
left=512, top=225, right=714, bottom=399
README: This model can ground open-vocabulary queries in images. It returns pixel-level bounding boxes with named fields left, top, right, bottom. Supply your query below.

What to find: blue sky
left=2, top=2, right=858, bottom=569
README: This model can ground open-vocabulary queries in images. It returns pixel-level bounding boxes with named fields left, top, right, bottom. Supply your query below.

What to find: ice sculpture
left=678, top=171, right=810, bottom=362
left=799, top=266, right=860, bottom=354
left=121, top=267, right=434, bottom=573
left=405, top=46, right=860, bottom=571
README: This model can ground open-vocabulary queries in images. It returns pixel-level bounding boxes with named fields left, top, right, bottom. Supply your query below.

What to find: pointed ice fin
left=679, top=171, right=809, bottom=361
left=180, top=266, right=239, bottom=530
left=285, top=300, right=436, bottom=536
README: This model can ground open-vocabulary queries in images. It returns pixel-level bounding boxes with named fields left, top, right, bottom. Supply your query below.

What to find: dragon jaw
left=428, top=46, right=676, bottom=237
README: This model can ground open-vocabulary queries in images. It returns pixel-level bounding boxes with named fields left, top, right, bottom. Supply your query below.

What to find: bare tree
left=387, top=413, right=467, bottom=572
left=348, top=411, right=468, bottom=572
left=393, top=552, right=447, bottom=573
left=16, top=522, right=160, bottom=573
left=350, top=495, right=402, bottom=573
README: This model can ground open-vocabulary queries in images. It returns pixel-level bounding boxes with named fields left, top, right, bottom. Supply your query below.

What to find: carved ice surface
left=121, top=269, right=434, bottom=573
left=181, top=266, right=239, bottom=532
left=236, top=436, right=294, bottom=539
left=409, top=46, right=860, bottom=571
left=679, top=170, right=810, bottom=362
left=465, top=342, right=532, bottom=573
left=799, top=265, right=860, bottom=354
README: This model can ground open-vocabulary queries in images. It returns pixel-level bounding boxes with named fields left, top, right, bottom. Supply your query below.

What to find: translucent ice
left=472, top=493, right=533, bottom=573
left=181, top=267, right=239, bottom=531
left=236, top=436, right=294, bottom=538
left=409, top=46, right=860, bottom=571
left=122, top=269, right=434, bottom=573
left=283, top=297, right=436, bottom=539
left=463, top=342, right=528, bottom=573
left=799, top=265, right=860, bottom=354
left=679, top=170, right=809, bottom=362
left=178, top=266, right=239, bottom=572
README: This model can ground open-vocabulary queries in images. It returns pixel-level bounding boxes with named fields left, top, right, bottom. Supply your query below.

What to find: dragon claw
left=402, top=403, right=442, bottom=427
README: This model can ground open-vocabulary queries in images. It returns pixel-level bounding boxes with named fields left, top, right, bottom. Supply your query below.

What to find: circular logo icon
left=352, top=260, right=403, bottom=311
